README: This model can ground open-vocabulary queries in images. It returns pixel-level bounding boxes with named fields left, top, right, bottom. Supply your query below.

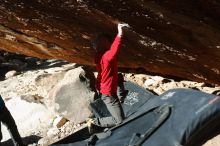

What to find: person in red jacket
left=90, top=23, right=129, bottom=128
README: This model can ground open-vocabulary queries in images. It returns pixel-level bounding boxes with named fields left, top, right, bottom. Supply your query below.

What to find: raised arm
left=105, top=23, right=129, bottom=61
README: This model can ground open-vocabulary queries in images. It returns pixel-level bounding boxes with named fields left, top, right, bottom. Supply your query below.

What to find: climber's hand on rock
left=117, top=23, right=129, bottom=37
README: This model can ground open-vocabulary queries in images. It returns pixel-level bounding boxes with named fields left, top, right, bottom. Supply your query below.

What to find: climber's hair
left=92, top=33, right=112, bottom=52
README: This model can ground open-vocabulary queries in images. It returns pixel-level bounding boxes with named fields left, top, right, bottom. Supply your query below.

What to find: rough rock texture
left=0, top=0, right=220, bottom=85
left=47, top=66, right=96, bottom=123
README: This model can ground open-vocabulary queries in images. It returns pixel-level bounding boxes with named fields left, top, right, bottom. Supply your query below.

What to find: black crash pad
left=52, top=82, right=220, bottom=146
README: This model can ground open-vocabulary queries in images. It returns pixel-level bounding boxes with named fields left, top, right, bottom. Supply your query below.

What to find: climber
left=88, top=23, right=129, bottom=129
left=0, top=95, right=26, bottom=146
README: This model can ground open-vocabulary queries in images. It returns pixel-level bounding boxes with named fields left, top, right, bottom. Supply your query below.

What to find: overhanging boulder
left=0, top=0, right=220, bottom=85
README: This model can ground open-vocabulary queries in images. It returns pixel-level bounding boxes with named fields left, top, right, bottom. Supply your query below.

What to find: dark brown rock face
left=0, top=0, right=220, bottom=85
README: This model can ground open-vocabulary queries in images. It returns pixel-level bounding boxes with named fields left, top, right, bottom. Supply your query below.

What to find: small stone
left=195, top=82, right=206, bottom=87
left=53, top=115, right=68, bottom=128
left=38, top=137, right=50, bottom=146
left=144, top=79, right=155, bottom=86
left=5, top=70, right=18, bottom=79
left=151, top=41, right=157, bottom=46
left=151, top=76, right=164, bottom=82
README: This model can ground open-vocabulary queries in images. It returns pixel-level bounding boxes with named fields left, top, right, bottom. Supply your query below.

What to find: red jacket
left=95, top=36, right=121, bottom=96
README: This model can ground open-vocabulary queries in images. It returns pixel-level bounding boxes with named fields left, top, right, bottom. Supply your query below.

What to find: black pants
left=95, top=73, right=126, bottom=127
left=0, top=106, right=24, bottom=146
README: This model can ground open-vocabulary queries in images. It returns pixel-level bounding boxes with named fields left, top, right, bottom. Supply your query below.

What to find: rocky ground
left=0, top=51, right=220, bottom=146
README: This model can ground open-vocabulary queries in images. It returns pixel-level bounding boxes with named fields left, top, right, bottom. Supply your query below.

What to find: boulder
left=47, top=66, right=96, bottom=123
left=5, top=70, right=18, bottom=79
